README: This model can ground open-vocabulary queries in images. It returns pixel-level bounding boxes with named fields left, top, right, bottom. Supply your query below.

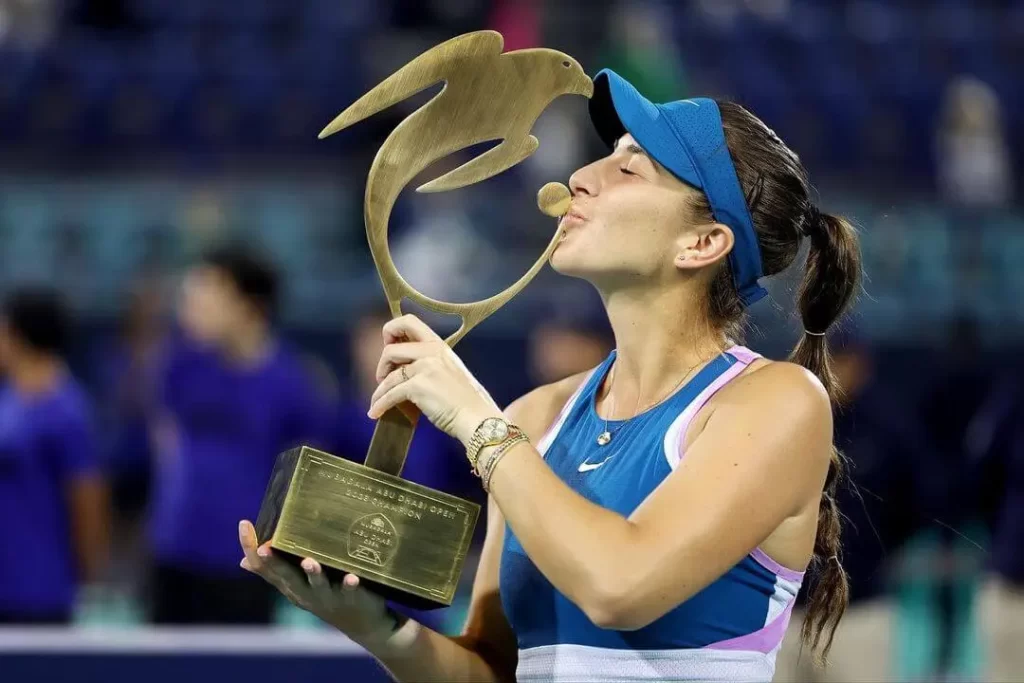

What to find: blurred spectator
left=936, top=76, right=1014, bottom=209
left=487, top=0, right=540, bottom=52
left=776, top=326, right=944, bottom=682
left=104, top=277, right=166, bottom=517
left=391, top=190, right=496, bottom=304
left=966, top=361, right=1024, bottom=681
left=97, top=276, right=167, bottom=599
left=598, top=0, right=688, bottom=104
left=0, top=0, right=56, bottom=48
left=330, top=303, right=468, bottom=496
left=0, top=286, right=109, bottom=624
left=146, top=244, right=326, bottom=625
left=527, top=297, right=613, bottom=385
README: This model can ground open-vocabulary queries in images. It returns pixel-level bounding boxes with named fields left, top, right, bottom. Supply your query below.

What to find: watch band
left=465, top=418, right=523, bottom=470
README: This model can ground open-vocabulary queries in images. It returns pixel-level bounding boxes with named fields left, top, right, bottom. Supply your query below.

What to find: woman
left=239, top=69, right=862, bottom=682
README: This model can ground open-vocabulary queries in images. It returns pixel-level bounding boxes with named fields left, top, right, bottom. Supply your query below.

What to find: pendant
left=596, top=431, right=612, bottom=446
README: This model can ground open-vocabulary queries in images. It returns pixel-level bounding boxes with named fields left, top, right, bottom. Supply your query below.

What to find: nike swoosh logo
left=578, top=456, right=614, bottom=473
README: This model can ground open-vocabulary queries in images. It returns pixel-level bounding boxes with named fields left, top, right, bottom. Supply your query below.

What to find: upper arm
left=615, top=362, right=832, bottom=626
left=457, top=371, right=592, bottom=677
left=53, top=405, right=100, bottom=481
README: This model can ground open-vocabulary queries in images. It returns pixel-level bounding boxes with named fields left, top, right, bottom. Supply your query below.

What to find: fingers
left=368, top=373, right=417, bottom=419
left=239, top=520, right=262, bottom=571
left=301, top=557, right=329, bottom=591
left=382, top=314, right=439, bottom=345
left=370, top=362, right=418, bottom=408
left=375, top=341, right=437, bottom=383
left=342, top=572, right=361, bottom=592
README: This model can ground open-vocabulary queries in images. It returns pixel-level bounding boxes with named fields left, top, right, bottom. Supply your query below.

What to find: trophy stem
left=363, top=407, right=416, bottom=476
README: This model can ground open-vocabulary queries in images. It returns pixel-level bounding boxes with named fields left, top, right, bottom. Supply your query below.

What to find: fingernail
left=238, top=521, right=246, bottom=533
left=257, top=546, right=269, bottom=558
left=301, top=559, right=313, bottom=572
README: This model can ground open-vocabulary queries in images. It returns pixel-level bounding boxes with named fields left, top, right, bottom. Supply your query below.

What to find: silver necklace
left=596, top=355, right=712, bottom=447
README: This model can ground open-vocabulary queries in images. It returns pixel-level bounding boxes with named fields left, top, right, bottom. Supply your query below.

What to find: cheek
left=182, top=288, right=228, bottom=339
left=551, top=186, right=685, bottom=273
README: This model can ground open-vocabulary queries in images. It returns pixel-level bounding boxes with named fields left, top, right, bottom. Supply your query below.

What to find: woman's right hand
left=238, top=520, right=393, bottom=644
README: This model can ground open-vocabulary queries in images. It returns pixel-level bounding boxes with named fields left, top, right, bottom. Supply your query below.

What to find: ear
left=674, top=222, right=735, bottom=272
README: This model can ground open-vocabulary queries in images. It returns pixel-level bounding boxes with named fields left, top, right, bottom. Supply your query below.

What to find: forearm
left=69, top=476, right=112, bottom=582
left=356, top=619, right=511, bottom=683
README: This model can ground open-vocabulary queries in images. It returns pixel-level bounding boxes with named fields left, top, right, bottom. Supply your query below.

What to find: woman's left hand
left=368, top=314, right=503, bottom=445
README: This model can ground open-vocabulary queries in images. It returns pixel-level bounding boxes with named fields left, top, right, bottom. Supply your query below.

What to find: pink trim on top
left=750, top=548, right=805, bottom=583
left=704, top=600, right=795, bottom=654
left=661, top=345, right=760, bottom=471
left=536, top=368, right=597, bottom=456
left=725, top=345, right=760, bottom=365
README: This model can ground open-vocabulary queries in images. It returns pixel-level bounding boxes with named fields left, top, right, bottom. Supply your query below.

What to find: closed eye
left=620, top=167, right=637, bottom=176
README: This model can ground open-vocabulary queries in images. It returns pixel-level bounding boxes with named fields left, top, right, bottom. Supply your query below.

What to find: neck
left=599, top=283, right=728, bottom=418
left=10, top=355, right=65, bottom=397
left=222, top=320, right=273, bottom=367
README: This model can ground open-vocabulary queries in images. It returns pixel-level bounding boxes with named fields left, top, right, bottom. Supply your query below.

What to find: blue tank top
left=499, top=346, right=804, bottom=682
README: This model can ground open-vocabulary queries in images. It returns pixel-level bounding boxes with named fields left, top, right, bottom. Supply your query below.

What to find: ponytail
left=790, top=208, right=862, bottom=663
left=704, top=100, right=865, bottom=665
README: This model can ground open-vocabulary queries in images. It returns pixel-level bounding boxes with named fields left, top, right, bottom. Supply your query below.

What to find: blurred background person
left=0, top=286, right=109, bottom=624
left=94, top=276, right=167, bottom=614
left=966, top=358, right=1024, bottom=682
left=526, top=295, right=613, bottom=386
left=146, top=245, right=326, bottom=625
left=937, top=76, right=1014, bottom=212
left=331, top=302, right=472, bottom=497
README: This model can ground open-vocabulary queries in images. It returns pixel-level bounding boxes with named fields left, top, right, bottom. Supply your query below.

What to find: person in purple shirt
left=148, top=245, right=324, bottom=624
left=0, top=286, right=109, bottom=624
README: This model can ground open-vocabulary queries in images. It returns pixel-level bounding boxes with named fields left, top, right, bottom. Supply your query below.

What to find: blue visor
left=589, top=69, right=768, bottom=307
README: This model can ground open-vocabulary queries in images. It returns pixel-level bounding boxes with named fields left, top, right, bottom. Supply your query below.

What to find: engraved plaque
left=257, top=447, right=479, bottom=608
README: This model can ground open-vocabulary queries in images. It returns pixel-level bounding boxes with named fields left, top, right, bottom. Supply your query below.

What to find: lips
left=560, top=207, right=588, bottom=227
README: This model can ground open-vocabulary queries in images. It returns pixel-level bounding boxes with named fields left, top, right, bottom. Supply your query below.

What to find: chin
left=549, top=245, right=607, bottom=283
left=549, top=242, right=588, bottom=278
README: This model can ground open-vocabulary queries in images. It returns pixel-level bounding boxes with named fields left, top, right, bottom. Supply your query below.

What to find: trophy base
left=255, top=446, right=481, bottom=610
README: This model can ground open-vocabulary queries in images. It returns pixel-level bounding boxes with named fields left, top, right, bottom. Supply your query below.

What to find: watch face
left=481, top=418, right=509, bottom=443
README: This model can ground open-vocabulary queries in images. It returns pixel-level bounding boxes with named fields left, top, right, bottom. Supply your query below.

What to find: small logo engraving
left=578, top=455, right=614, bottom=473
left=348, top=513, right=398, bottom=567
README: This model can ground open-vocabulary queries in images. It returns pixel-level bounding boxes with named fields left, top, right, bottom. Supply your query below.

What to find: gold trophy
left=255, top=31, right=593, bottom=609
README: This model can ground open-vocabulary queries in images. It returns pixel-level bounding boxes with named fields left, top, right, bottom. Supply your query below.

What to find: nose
left=569, top=160, right=599, bottom=199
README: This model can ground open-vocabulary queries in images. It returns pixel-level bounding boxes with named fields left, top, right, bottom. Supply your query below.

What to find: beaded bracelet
left=473, top=433, right=519, bottom=478
left=475, top=432, right=527, bottom=478
left=480, top=434, right=529, bottom=491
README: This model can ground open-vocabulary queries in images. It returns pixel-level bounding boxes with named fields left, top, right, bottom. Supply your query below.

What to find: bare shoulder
left=504, top=369, right=594, bottom=442
left=705, top=358, right=832, bottom=440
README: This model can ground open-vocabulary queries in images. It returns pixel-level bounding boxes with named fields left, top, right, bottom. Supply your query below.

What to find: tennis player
left=240, top=68, right=863, bottom=682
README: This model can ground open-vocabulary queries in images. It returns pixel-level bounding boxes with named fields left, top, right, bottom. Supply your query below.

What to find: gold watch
left=466, top=417, right=524, bottom=471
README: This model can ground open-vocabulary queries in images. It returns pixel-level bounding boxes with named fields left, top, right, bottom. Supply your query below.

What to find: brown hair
left=690, top=102, right=863, bottom=663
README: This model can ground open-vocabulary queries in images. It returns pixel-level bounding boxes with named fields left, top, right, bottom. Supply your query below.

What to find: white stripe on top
left=516, top=643, right=776, bottom=683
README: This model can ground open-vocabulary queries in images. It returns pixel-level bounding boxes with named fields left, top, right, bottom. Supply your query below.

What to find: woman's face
left=551, top=134, right=722, bottom=289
